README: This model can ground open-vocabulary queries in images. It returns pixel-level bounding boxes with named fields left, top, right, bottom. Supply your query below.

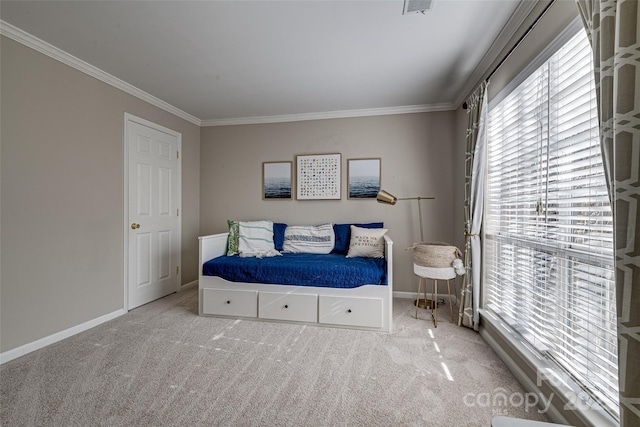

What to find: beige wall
left=0, top=36, right=200, bottom=353
left=200, top=112, right=459, bottom=293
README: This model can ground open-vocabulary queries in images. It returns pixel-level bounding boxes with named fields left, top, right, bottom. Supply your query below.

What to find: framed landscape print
left=348, top=158, right=381, bottom=199
left=296, top=153, right=341, bottom=200
left=263, top=161, right=292, bottom=200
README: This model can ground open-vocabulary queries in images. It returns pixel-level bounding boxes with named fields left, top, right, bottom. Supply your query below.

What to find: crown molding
left=453, top=0, right=539, bottom=108
left=1, top=20, right=455, bottom=128
left=201, top=103, right=455, bottom=127
left=0, top=20, right=202, bottom=126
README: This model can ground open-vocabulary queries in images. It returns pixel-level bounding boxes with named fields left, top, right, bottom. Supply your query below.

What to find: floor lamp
left=376, top=190, right=435, bottom=308
left=376, top=190, right=434, bottom=242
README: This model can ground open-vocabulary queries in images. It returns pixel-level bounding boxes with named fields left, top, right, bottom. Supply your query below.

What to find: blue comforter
left=203, top=253, right=387, bottom=289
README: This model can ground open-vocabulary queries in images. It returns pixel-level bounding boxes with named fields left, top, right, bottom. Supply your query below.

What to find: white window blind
left=485, top=30, right=618, bottom=417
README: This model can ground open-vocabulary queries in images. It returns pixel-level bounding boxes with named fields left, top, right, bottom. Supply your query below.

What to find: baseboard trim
left=0, top=309, right=125, bottom=365
left=393, top=291, right=417, bottom=299
left=2, top=282, right=197, bottom=365
left=394, top=291, right=458, bottom=304
left=180, top=280, right=198, bottom=291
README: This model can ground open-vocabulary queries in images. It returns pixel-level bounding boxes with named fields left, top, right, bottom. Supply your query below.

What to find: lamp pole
left=397, top=197, right=434, bottom=242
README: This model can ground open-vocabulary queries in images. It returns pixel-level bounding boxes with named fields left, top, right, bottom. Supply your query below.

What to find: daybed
left=198, top=223, right=393, bottom=332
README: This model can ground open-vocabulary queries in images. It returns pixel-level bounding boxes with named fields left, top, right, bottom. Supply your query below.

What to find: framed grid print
left=296, top=153, right=341, bottom=200
left=348, top=158, right=381, bottom=199
left=263, top=161, right=292, bottom=200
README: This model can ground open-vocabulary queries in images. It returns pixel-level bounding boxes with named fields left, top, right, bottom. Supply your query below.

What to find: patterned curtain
left=458, top=82, right=488, bottom=330
left=575, top=1, right=640, bottom=425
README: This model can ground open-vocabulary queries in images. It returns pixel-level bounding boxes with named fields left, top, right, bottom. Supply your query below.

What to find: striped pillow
left=238, top=220, right=281, bottom=258
left=282, top=223, right=335, bottom=254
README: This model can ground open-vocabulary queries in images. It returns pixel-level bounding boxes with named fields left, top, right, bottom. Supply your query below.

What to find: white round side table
left=413, top=264, right=456, bottom=327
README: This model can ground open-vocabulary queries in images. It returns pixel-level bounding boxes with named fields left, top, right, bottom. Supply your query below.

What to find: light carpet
left=0, top=287, right=550, bottom=426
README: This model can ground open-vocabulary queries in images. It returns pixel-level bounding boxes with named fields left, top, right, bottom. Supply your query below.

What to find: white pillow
left=346, top=225, right=388, bottom=258
left=238, top=220, right=281, bottom=258
left=282, top=223, right=335, bottom=254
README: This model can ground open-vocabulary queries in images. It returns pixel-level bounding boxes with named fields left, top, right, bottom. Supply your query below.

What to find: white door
left=126, top=116, right=180, bottom=310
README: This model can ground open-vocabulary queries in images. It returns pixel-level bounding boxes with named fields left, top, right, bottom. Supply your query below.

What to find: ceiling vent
left=403, top=0, right=434, bottom=15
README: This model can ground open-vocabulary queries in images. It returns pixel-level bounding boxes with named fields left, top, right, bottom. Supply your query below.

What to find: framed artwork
left=296, top=153, right=341, bottom=200
left=348, top=158, right=381, bottom=199
left=263, top=161, right=292, bottom=200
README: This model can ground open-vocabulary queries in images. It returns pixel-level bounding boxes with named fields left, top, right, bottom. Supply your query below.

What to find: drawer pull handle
left=347, top=309, right=352, bottom=313
left=226, top=300, right=231, bottom=304
left=284, top=304, right=289, bottom=309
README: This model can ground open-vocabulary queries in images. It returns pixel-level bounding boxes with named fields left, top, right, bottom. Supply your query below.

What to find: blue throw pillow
left=332, top=222, right=384, bottom=254
left=273, top=223, right=287, bottom=251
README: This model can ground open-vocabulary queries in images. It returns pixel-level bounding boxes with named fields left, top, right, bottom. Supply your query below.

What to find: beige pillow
left=346, top=225, right=388, bottom=258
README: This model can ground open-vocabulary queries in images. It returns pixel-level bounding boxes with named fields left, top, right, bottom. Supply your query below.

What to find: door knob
left=131, top=223, right=140, bottom=229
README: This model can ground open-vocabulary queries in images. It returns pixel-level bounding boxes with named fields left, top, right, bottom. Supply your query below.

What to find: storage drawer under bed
left=202, top=288, right=258, bottom=318
left=318, top=295, right=383, bottom=328
left=259, top=292, right=318, bottom=322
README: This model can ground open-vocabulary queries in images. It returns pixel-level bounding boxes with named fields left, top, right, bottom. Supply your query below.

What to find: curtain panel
left=459, top=82, right=488, bottom=330
left=576, top=0, right=640, bottom=424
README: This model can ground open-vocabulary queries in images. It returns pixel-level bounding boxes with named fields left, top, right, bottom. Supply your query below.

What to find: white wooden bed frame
left=198, top=233, right=393, bottom=333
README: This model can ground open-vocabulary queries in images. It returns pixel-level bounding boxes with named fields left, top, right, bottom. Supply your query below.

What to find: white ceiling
left=0, top=0, right=525, bottom=125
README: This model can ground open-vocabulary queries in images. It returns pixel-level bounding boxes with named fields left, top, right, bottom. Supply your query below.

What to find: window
left=485, top=30, right=618, bottom=417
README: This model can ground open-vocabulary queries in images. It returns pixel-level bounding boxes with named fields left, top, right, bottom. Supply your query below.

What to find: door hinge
left=176, top=266, right=180, bottom=275
left=177, top=208, right=179, bottom=216
left=177, top=150, right=179, bottom=159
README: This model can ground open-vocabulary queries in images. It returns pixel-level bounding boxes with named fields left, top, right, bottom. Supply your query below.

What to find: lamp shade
left=376, top=190, right=398, bottom=205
